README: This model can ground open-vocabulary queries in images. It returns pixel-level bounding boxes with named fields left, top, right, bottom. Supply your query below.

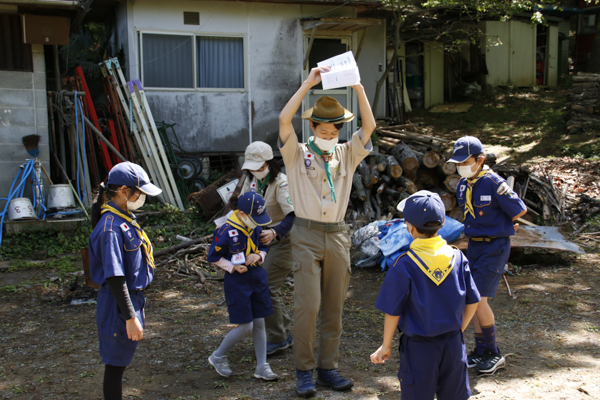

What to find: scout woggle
left=101, top=203, right=156, bottom=269
left=226, top=210, right=259, bottom=260
left=308, top=136, right=336, bottom=203
left=407, top=237, right=455, bottom=286
left=464, top=168, right=491, bottom=219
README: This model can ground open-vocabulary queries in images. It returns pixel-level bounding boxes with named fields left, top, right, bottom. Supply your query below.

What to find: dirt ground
left=1, top=247, right=599, bottom=400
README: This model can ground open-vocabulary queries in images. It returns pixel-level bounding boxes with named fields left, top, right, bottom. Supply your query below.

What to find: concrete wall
left=0, top=44, right=50, bottom=204
left=117, top=0, right=383, bottom=153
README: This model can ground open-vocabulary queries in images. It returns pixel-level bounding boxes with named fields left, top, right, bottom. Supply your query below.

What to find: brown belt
left=294, top=217, right=350, bottom=232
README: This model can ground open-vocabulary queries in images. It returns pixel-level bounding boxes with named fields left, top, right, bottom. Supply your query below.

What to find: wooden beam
left=355, top=27, right=369, bottom=60
left=303, top=26, right=317, bottom=70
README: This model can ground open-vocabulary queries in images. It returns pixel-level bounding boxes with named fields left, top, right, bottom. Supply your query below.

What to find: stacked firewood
left=349, top=124, right=460, bottom=222
left=566, top=72, right=600, bottom=134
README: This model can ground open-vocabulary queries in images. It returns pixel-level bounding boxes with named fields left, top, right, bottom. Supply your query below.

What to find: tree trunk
left=391, top=142, right=420, bottom=173
left=372, top=153, right=388, bottom=172
left=431, top=187, right=457, bottom=211
left=386, top=155, right=403, bottom=178
left=448, top=206, right=464, bottom=222
left=415, top=168, right=440, bottom=188
left=369, top=168, right=380, bottom=185
left=397, top=176, right=418, bottom=194
left=444, top=174, right=462, bottom=193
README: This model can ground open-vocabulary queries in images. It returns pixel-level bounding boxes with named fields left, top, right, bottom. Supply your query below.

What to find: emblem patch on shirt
left=229, top=230, right=239, bottom=237
left=497, top=182, right=510, bottom=195
left=459, top=185, right=466, bottom=192
left=287, top=196, right=293, bottom=205
left=304, top=152, right=313, bottom=167
left=479, top=210, right=484, bottom=216
left=232, top=237, right=239, bottom=243
left=120, top=223, right=130, bottom=232
left=250, top=182, right=257, bottom=192
left=304, top=159, right=312, bottom=167
left=215, top=246, right=221, bottom=252
left=280, top=182, right=288, bottom=189
left=480, top=195, right=492, bottom=202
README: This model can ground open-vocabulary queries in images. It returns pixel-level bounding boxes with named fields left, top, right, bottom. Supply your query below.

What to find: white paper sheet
left=317, top=51, right=361, bottom=90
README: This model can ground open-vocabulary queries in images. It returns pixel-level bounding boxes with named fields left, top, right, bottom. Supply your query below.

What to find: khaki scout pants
left=263, top=233, right=293, bottom=343
left=291, top=224, right=352, bottom=371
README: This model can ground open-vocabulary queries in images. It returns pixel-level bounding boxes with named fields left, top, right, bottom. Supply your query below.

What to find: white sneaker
left=254, top=363, right=279, bottom=381
left=208, top=352, right=232, bottom=377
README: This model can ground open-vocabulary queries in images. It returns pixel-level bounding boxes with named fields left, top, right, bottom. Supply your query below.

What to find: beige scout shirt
left=241, top=172, right=294, bottom=227
left=279, top=128, right=372, bottom=223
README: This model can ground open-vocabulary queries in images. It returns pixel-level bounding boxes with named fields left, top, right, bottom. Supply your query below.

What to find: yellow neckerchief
left=226, top=210, right=258, bottom=257
left=407, top=236, right=455, bottom=286
left=464, top=166, right=491, bottom=219
left=101, top=203, right=155, bottom=269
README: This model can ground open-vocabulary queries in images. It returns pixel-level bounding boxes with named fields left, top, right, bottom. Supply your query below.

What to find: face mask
left=241, top=215, right=257, bottom=230
left=252, top=167, right=269, bottom=181
left=127, top=193, right=146, bottom=211
left=314, top=136, right=338, bottom=152
left=457, top=161, right=479, bottom=179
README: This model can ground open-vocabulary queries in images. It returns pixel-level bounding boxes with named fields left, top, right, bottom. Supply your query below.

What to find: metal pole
left=83, top=115, right=127, bottom=162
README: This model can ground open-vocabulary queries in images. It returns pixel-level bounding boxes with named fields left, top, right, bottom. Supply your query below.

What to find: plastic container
left=8, top=198, right=36, bottom=220
left=47, top=184, right=76, bottom=209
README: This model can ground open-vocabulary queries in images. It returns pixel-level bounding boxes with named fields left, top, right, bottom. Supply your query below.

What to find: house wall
left=116, top=1, right=382, bottom=153
left=0, top=44, right=50, bottom=203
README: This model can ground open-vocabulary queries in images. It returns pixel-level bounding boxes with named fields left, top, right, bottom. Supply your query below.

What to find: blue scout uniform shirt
left=207, top=222, right=268, bottom=264
left=89, top=202, right=153, bottom=290
left=375, top=244, right=480, bottom=337
left=457, top=170, right=527, bottom=238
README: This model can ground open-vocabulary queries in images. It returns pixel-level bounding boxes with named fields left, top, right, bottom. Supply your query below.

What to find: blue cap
left=107, top=162, right=162, bottom=196
left=238, top=191, right=271, bottom=226
left=397, top=190, right=445, bottom=232
left=447, top=136, right=484, bottom=163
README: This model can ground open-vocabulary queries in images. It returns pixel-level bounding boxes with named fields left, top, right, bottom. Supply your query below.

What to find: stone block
left=33, top=53, right=45, bottom=73
left=0, top=71, right=33, bottom=90
left=34, top=72, right=46, bottom=91
left=0, top=90, right=34, bottom=108
left=0, top=108, right=35, bottom=128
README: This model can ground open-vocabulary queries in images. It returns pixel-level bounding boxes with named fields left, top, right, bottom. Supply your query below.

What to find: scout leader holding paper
left=447, top=136, right=527, bottom=375
left=240, top=142, right=296, bottom=355
left=88, top=162, right=162, bottom=400
left=278, top=65, right=376, bottom=397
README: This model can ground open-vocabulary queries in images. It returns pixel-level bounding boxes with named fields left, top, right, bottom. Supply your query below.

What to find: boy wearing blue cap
left=89, top=162, right=162, bottom=400
left=207, top=192, right=279, bottom=381
left=447, top=136, right=527, bottom=374
left=371, top=191, right=481, bottom=400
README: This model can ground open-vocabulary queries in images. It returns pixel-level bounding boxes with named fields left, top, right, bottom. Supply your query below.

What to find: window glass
left=142, top=34, right=193, bottom=88
left=197, top=36, right=244, bottom=88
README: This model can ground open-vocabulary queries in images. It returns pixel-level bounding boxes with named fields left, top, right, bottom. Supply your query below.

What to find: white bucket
left=8, top=198, right=36, bottom=221
left=47, top=184, right=76, bottom=209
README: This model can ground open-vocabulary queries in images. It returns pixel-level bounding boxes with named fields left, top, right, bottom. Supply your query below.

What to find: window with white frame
left=140, top=32, right=244, bottom=89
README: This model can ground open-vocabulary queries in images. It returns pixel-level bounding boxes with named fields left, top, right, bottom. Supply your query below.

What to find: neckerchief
left=256, top=174, right=271, bottom=196
left=101, top=203, right=155, bottom=269
left=308, top=136, right=336, bottom=203
left=226, top=210, right=258, bottom=257
left=407, top=236, right=455, bottom=286
left=464, top=166, right=491, bottom=219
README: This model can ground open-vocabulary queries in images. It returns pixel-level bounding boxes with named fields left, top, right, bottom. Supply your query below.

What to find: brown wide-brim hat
left=301, top=95, right=354, bottom=123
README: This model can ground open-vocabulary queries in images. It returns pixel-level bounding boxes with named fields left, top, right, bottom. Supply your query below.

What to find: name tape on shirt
left=229, top=230, right=239, bottom=237
left=480, top=195, right=492, bottom=202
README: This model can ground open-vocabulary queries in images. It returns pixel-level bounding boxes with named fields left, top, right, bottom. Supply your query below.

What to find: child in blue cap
left=88, top=162, right=162, bottom=400
left=371, top=190, right=481, bottom=400
left=447, top=136, right=527, bottom=374
left=207, top=191, right=279, bottom=381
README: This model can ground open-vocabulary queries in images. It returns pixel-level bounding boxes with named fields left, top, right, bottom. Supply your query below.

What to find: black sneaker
left=467, top=349, right=483, bottom=369
left=476, top=349, right=506, bottom=375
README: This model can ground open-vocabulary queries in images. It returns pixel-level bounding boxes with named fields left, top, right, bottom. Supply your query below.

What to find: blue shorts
left=224, top=266, right=273, bottom=324
left=467, top=238, right=511, bottom=298
left=96, top=287, right=145, bottom=367
left=398, top=330, right=470, bottom=400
